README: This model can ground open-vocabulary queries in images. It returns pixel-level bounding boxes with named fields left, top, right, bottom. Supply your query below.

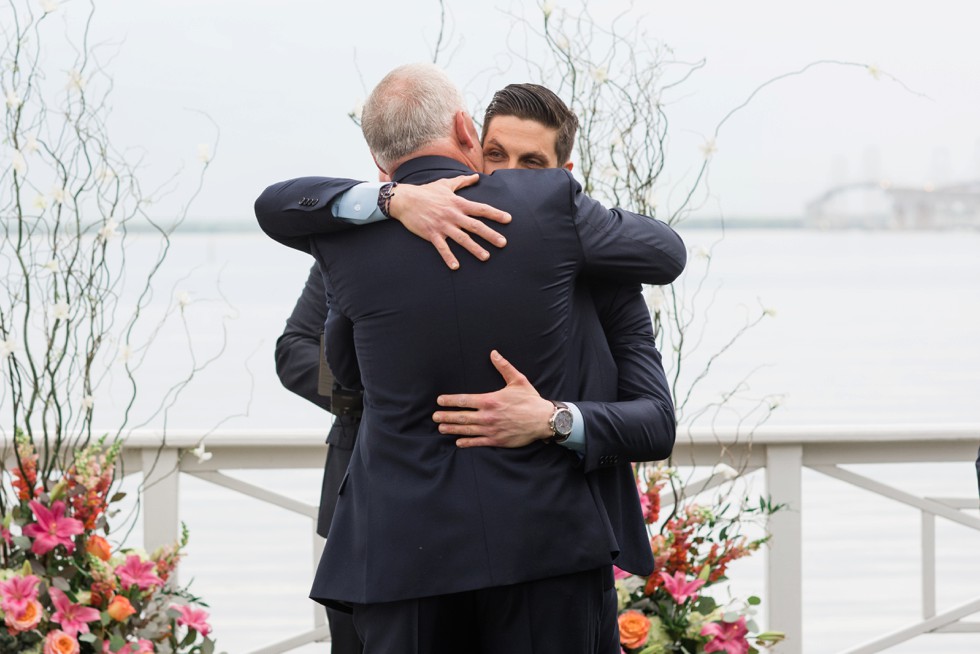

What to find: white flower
left=4, top=88, right=21, bottom=109
left=699, top=138, right=718, bottom=160
left=176, top=291, right=191, bottom=308
left=542, top=0, right=555, bottom=18
left=51, top=301, right=70, bottom=320
left=12, top=150, right=27, bottom=175
left=44, top=259, right=59, bottom=273
left=867, top=64, right=881, bottom=80
left=118, top=343, right=132, bottom=363
left=34, top=194, right=48, bottom=210
left=97, top=166, right=115, bottom=182
left=25, top=135, right=40, bottom=154
left=763, top=306, right=777, bottom=318
left=191, top=443, right=213, bottom=463
left=67, top=69, right=85, bottom=92
left=349, top=100, right=364, bottom=122
left=97, top=218, right=118, bottom=241
left=1, top=339, right=16, bottom=358
left=590, top=67, right=608, bottom=84
left=51, top=187, right=66, bottom=204
left=599, top=165, right=619, bottom=182
left=691, top=245, right=711, bottom=260
left=39, top=0, right=59, bottom=13
left=767, top=395, right=784, bottom=410
left=555, top=35, right=570, bottom=52
left=711, top=462, right=739, bottom=481
left=644, top=285, right=666, bottom=313
left=196, top=143, right=211, bottom=163
left=81, top=395, right=95, bottom=410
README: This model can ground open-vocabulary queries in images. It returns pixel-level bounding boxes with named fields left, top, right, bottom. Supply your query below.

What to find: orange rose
left=4, top=598, right=43, bottom=632
left=107, top=594, right=137, bottom=621
left=85, top=534, right=112, bottom=561
left=43, top=630, right=80, bottom=654
left=618, top=610, right=651, bottom=650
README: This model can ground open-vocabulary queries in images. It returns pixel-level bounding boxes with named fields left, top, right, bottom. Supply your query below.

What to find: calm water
left=69, top=228, right=980, bottom=652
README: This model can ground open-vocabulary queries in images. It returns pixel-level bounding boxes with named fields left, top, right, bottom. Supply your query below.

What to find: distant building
left=804, top=180, right=980, bottom=229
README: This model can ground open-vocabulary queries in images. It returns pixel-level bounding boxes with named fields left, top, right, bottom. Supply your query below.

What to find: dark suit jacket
left=274, top=265, right=360, bottom=537
left=256, top=156, right=686, bottom=605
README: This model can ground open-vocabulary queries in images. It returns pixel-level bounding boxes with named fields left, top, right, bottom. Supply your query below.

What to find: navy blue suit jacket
left=256, top=156, right=685, bottom=605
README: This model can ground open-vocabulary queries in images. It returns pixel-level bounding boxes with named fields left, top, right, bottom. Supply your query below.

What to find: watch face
left=554, top=409, right=574, bottom=436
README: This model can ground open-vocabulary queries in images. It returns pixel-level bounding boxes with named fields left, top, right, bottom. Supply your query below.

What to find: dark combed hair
left=482, top=83, right=579, bottom=165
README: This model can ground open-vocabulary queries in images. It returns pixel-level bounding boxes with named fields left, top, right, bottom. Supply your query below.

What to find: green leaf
left=747, top=595, right=761, bottom=606
left=200, top=638, right=216, bottom=654
left=79, top=633, right=97, bottom=644
left=110, top=492, right=127, bottom=502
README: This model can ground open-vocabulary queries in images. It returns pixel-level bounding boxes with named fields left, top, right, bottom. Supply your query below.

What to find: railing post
left=141, top=446, right=180, bottom=559
left=921, top=510, right=936, bottom=618
left=765, top=444, right=803, bottom=654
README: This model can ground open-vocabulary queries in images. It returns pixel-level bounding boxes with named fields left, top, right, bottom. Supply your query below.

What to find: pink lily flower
left=112, top=639, right=154, bottom=653
left=115, top=554, right=163, bottom=591
left=172, top=603, right=212, bottom=636
left=0, top=574, right=40, bottom=614
left=702, top=616, right=750, bottom=654
left=659, top=570, right=706, bottom=604
left=613, top=566, right=631, bottom=581
left=22, top=500, right=84, bottom=556
left=49, top=587, right=102, bottom=637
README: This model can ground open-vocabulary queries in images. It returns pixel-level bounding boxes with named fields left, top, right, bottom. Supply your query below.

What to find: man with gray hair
left=256, top=63, right=685, bottom=653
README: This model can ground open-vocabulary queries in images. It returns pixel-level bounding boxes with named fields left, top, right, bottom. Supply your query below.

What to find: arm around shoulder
left=254, top=176, right=364, bottom=252
left=568, top=172, right=687, bottom=286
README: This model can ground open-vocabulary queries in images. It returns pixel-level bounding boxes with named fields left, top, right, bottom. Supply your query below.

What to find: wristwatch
left=548, top=400, right=574, bottom=443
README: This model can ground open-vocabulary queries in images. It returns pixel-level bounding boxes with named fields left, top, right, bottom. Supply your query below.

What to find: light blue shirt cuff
left=561, top=402, right=586, bottom=452
left=331, top=182, right=387, bottom=224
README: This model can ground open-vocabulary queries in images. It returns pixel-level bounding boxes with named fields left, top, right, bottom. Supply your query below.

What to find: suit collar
left=391, top=156, right=475, bottom=184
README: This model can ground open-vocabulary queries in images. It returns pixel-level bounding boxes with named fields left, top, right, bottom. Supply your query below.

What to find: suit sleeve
left=569, top=172, right=687, bottom=286
left=255, top=176, right=365, bottom=252
left=574, top=284, right=676, bottom=471
left=274, top=264, right=333, bottom=412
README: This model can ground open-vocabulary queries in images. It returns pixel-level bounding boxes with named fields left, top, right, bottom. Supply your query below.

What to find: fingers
left=458, top=214, right=507, bottom=248
left=432, top=238, right=461, bottom=270
left=446, top=229, right=491, bottom=262
left=447, top=173, right=480, bottom=191
left=462, top=199, right=511, bottom=226
left=490, top=350, right=528, bottom=387
left=454, top=436, right=497, bottom=449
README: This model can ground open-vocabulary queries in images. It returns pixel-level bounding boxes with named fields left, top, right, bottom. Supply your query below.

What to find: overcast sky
left=11, top=0, right=980, bottom=221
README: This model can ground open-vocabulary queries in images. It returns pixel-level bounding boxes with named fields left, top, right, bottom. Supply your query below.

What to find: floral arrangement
left=616, top=465, right=785, bottom=654
left=0, top=432, right=217, bottom=654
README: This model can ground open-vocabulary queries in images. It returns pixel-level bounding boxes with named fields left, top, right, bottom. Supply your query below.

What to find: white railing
left=7, top=425, right=978, bottom=653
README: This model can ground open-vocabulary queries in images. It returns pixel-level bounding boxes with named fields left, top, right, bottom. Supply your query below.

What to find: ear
left=563, top=161, right=574, bottom=172
left=371, top=153, right=389, bottom=179
left=454, top=111, right=479, bottom=150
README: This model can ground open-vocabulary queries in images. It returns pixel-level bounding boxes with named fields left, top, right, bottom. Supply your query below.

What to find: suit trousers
left=350, top=567, right=606, bottom=654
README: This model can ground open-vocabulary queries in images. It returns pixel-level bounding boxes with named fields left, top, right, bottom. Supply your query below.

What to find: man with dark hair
left=267, top=72, right=679, bottom=653
left=482, top=82, right=579, bottom=169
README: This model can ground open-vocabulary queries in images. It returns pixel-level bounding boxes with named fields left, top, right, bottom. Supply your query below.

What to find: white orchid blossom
left=191, top=443, right=213, bottom=464
left=700, top=138, right=718, bottom=160
left=97, top=219, right=118, bottom=242
left=51, top=301, right=70, bottom=320
left=711, top=463, right=739, bottom=481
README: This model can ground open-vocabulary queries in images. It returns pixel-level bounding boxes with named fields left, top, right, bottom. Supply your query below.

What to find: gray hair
left=361, top=63, right=465, bottom=171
